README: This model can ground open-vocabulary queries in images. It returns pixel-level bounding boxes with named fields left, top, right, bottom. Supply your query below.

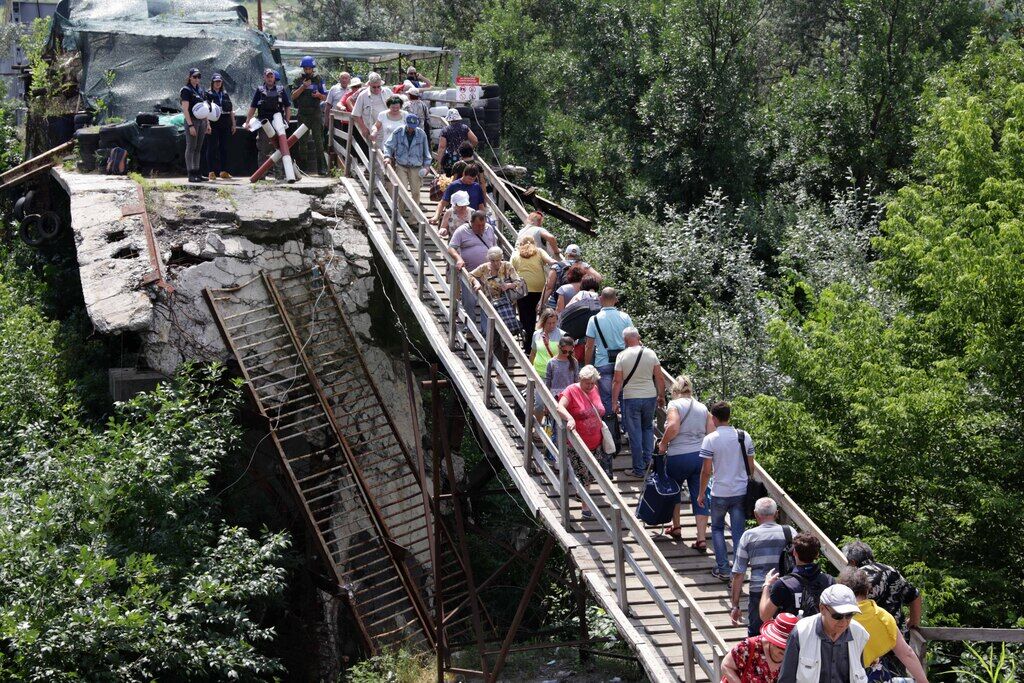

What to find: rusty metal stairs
left=204, top=266, right=489, bottom=654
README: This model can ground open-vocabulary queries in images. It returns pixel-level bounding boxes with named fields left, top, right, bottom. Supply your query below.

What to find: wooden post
left=679, top=601, right=696, bottom=683
left=368, top=138, right=377, bottom=202
left=712, top=645, right=722, bottom=683
left=482, top=320, right=495, bottom=406
left=558, top=425, right=570, bottom=530
left=448, top=264, right=459, bottom=350
left=344, top=116, right=354, bottom=177
left=524, top=380, right=535, bottom=467
left=390, top=183, right=399, bottom=249
left=611, top=505, right=627, bottom=612
left=257, top=0, right=263, bottom=30
left=416, top=220, right=427, bottom=297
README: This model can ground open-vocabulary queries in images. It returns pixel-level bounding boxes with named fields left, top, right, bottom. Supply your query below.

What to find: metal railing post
left=524, top=380, right=535, bottom=467
left=390, top=183, right=399, bottom=249
left=558, top=426, right=570, bottom=530
left=416, top=220, right=426, bottom=296
left=679, top=601, right=696, bottom=683
left=368, top=137, right=377, bottom=199
left=482, top=319, right=495, bottom=406
left=611, top=505, right=627, bottom=612
left=448, top=265, right=459, bottom=350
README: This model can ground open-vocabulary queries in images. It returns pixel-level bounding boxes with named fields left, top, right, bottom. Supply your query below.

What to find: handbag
left=738, top=430, right=768, bottom=519
left=505, top=276, right=528, bottom=302
left=589, top=399, right=615, bottom=456
left=636, top=455, right=682, bottom=526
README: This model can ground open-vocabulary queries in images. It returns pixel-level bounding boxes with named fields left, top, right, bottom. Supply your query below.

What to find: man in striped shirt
left=730, top=497, right=795, bottom=636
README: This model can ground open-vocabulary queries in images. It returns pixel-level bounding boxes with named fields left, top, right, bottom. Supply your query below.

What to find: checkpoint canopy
left=51, top=0, right=276, bottom=121
left=274, top=40, right=460, bottom=83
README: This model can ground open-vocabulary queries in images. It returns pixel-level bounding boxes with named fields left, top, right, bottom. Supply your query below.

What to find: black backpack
left=781, top=570, right=834, bottom=617
left=777, top=526, right=796, bottom=576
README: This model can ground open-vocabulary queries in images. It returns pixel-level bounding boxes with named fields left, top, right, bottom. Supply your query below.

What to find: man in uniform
left=291, top=56, right=328, bottom=175
left=247, top=68, right=291, bottom=180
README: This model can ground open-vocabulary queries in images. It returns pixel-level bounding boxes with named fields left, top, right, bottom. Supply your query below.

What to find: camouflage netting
left=51, top=0, right=278, bottom=120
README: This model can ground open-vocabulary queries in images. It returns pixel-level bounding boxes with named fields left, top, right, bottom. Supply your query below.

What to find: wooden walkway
left=330, top=109, right=850, bottom=682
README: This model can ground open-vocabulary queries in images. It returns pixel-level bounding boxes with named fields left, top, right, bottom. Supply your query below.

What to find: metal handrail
left=332, top=109, right=729, bottom=681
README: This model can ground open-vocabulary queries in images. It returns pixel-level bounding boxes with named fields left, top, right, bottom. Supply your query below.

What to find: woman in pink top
left=555, top=364, right=605, bottom=519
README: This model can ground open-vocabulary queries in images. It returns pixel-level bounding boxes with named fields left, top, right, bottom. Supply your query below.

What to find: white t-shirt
left=569, top=290, right=600, bottom=305
left=665, top=398, right=709, bottom=454
left=517, top=226, right=557, bottom=259
left=614, top=346, right=660, bottom=400
left=353, top=86, right=393, bottom=129
left=326, top=83, right=348, bottom=109
left=376, top=109, right=406, bottom=142
left=699, top=425, right=755, bottom=498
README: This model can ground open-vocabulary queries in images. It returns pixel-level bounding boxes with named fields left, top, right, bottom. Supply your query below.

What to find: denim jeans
left=710, top=494, right=746, bottom=573
left=597, top=364, right=620, bottom=464
left=622, top=397, right=656, bottom=474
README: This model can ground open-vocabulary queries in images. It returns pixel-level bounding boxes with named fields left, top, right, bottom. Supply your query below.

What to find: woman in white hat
left=435, top=109, right=478, bottom=175
left=439, top=189, right=472, bottom=239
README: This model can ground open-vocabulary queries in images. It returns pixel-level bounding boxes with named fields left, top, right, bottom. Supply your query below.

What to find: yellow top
left=511, top=251, right=547, bottom=292
left=854, top=599, right=898, bottom=666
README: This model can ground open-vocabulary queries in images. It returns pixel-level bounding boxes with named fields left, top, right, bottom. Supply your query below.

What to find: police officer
left=291, top=56, right=327, bottom=175
left=246, top=68, right=291, bottom=180
left=180, top=67, right=208, bottom=182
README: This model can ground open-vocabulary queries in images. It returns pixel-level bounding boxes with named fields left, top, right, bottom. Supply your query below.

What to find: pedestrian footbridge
left=312, top=110, right=860, bottom=682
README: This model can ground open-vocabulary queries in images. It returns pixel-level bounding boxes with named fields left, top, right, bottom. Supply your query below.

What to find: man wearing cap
left=448, top=210, right=497, bottom=335
left=403, top=65, right=432, bottom=90
left=777, top=584, right=870, bottom=683
left=403, top=86, right=431, bottom=136
left=291, top=56, right=328, bottom=175
left=247, top=68, right=291, bottom=180
left=352, top=73, right=393, bottom=138
left=384, top=114, right=432, bottom=208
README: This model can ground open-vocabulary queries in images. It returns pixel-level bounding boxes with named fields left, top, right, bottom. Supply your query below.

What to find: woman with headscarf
left=435, top=110, right=478, bottom=175
left=204, top=73, right=236, bottom=181
left=180, top=67, right=208, bottom=182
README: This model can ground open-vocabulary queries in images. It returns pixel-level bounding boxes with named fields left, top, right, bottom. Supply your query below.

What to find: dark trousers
left=517, top=292, right=541, bottom=354
left=206, top=124, right=229, bottom=174
left=747, top=587, right=763, bottom=637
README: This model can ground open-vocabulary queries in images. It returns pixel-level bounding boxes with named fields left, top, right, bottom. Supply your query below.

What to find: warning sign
left=456, top=75, right=482, bottom=102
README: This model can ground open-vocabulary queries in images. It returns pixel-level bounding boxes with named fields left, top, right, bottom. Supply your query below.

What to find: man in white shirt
left=352, top=72, right=393, bottom=135
left=324, top=71, right=351, bottom=118
left=697, top=401, right=755, bottom=581
left=611, top=327, right=665, bottom=477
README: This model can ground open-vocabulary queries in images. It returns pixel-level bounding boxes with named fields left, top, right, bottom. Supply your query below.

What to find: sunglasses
left=827, top=610, right=855, bottom=621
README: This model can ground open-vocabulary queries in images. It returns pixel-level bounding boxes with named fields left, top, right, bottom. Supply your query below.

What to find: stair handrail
left=331, top=108, right=729, bottom=682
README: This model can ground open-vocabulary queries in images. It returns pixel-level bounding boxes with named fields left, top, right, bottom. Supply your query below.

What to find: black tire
left=21, top=190, right=35, bottom=216
left=38, top=211, right=61, bottom=241
left=19, top=215, right=45, bottom=247
left=134, top=124, right=178, bottom=165
left=136, top=112, right=159, bottom=126
left=484, top=96, right=502, bottom=110
left=481, top=84, right=501, bottom=98
left=485, top=108, right=502, bottom=124
left=97, top=121, right=137, bottom=149
left=74, top=112, right=93, bottom=129
left=456, top=106, right=473, bottom=119
left=13, top=196, right=26, bottom=221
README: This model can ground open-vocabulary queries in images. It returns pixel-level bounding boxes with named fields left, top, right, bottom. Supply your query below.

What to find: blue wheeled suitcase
left=636, top=455, right=681, bottom=526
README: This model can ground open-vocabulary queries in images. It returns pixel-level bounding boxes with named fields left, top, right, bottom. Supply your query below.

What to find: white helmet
left=206, top=102, right=223, bottom=122
left=191, top=101, right=211, bottom=120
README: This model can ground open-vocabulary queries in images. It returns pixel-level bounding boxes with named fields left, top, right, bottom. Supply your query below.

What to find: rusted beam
left=505, top=180, right=595, bottom=236
left=123, top=184, right=173, bottom=293
left=0, top=140, right=74, bottom=190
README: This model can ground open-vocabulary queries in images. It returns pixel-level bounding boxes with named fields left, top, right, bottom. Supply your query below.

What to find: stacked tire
left=465, top=85, right=501, bottom=149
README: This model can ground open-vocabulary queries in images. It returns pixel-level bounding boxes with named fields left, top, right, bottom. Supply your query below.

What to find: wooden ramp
left=329, top=111, right=850, bottom=682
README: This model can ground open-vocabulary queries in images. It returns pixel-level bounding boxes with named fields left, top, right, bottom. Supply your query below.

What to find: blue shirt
left=443, top=178, right=485, bottom=209
left=585, top=307, right=633, bottom=367
left=384, top=126, right=431, bottom=167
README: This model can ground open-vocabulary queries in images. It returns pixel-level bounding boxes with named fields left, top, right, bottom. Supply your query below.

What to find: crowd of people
left=178, top=59, right=443, bottom=184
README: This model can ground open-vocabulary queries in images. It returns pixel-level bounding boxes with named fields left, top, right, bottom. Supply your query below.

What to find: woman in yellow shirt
left=510, top=236, right=555, bottom=353
left=842, top=569, right=929, bottom=683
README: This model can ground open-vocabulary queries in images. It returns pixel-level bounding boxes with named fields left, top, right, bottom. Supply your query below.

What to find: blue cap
left=211, top=72, right=223, bottom=82
left=189, top=68, right=201, bottom=77
left=405, top=114, right=419, bottom=127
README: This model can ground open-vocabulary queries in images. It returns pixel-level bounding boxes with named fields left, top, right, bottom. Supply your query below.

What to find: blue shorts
left=664, top=451, right=710, bottom=516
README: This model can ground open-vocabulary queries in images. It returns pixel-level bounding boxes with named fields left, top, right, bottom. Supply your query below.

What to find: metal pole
left=482, top=318, right=495, bottom=406
left=489, top=536, right=556, bottom=682
left=448, top=264, right=459, bottom=350
left=611, top=505, right=626, bottom=612
left=558, top=426, right=570, bottom=530
left=524, top=379, right=535, bottom=468
left=679, top=601, right=696, bottom=683
left=257, top=0, right=263, bottom=30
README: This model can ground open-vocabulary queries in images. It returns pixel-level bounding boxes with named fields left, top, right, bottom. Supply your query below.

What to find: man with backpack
left=730, top=497, right=797, bottom=636
left=761, top=532, right=835, bottom=623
